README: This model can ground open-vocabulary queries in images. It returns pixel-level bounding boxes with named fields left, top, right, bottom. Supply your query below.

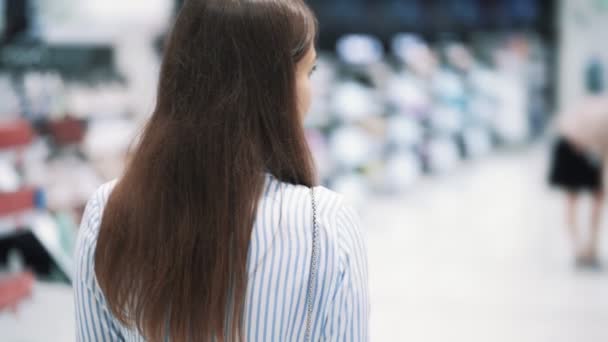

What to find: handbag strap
left=305, top=187, right=319, bottom=341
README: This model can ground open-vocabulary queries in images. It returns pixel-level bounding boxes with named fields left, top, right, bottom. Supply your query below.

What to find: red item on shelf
left=0, top=271, right=35, bottom=311
left=0, top=189, right=35, bottom=217
left=0, top=120, right=34, bottom=149
left=49, top=117, right=86, bottom=146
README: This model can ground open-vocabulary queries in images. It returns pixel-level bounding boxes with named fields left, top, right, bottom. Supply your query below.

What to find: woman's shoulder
left=74, top=180, right=118, bottom=293
left=77, top=180, right=118, bottom=248
left=88, top=180, right=118, bottom=210
left=82, top=180, right=118, bottom=220
left=267, top=176, right=348, bottom=220
left=268, top=176, right=364, bottom=254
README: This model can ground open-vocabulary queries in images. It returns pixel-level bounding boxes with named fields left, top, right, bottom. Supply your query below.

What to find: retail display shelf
left=0, top=120, right=34, bottom=150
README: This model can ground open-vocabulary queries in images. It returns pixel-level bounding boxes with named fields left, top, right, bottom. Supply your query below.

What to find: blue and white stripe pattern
left=74, top=174, right=369, bottom=341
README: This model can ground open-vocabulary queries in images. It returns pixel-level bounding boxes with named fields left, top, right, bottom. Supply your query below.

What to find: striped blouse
left=74, top=174, right=369, bottom=341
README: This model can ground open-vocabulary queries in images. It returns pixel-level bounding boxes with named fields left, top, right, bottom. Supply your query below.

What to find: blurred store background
left=1, top=0, right=608, bottom=341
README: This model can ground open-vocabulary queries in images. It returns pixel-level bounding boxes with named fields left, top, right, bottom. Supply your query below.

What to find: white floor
left=3, top=143, right=608, bottom=341
left=366, top=144, right=608, bottom=342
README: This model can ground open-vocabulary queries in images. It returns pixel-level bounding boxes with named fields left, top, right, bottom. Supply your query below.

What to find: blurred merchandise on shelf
left=0, top=0, right=556, bottom=292
left=305, top=30, right=552, bottom=200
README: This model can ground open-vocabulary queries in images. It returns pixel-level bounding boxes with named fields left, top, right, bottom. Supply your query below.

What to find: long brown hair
left=94, top=1, right=317, bottom=341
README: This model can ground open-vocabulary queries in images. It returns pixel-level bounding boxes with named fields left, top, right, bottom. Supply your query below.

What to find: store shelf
left=0, top=120, right=34, bottom=150
left=29, top=213, right=74, bottom=282
left=0, top=226, right=28, bottom=240
left=49, top=117, right=87, bottom=146
left=0, top=271, right=34, bottom=308
left=0, top=188, right=36, bottom=217
left=0, top=212, right=73, bottom=281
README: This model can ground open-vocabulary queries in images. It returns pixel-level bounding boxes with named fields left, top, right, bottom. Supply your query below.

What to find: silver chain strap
left=305, top=187, right=319, bottom=341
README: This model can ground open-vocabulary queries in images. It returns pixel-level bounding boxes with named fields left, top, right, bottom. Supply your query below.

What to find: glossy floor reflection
left=366, top=143, right=608, bottom=342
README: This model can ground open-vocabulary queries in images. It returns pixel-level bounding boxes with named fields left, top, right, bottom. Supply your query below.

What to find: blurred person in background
left=550, top=94, right=608, bottom=269
left=73, top=0, right=368, bottom=341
